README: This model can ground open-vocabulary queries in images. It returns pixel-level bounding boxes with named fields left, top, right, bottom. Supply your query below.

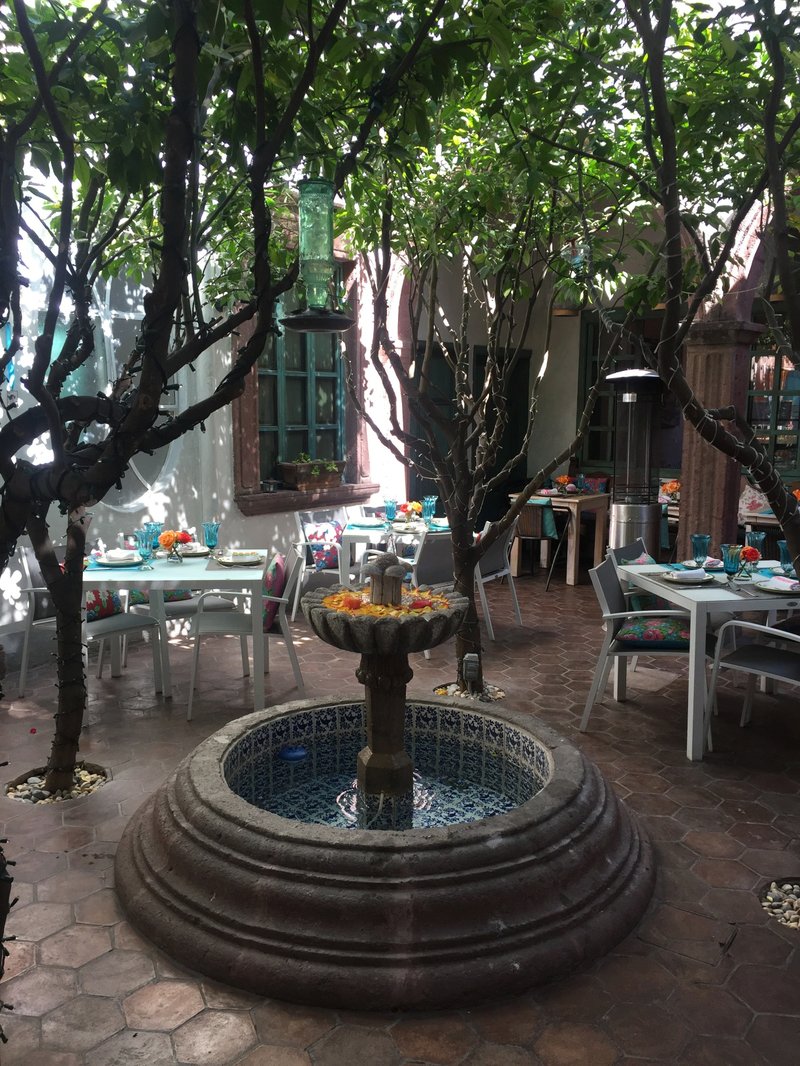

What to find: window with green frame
left=257, top=297, right=346, bottom=479
left=748, top=326, right=800, bottom=478
left=577, top=312, right=683, bottom=474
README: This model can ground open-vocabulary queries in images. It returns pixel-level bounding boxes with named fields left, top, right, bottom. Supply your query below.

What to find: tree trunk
left=451, top=528, right=483, bottom=690
left=37, top=513, right=90, bottom=793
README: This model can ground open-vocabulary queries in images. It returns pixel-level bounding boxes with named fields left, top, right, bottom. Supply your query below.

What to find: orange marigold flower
left=159, top=530, right=177, bottom=550
left=793, top=488, right=800, bottom=501
left=555, top=475, right=572, bottom=486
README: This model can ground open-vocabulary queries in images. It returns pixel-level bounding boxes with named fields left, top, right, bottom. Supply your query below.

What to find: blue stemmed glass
left=202, top=521, right=220, bottom=553
left=422, top=495, right=438, bottom=523
left=690, top=533, right=711, bottom=567
left=134, top=529, right=155, bottom=570
left=383, top=499, right=397, bottom=523
left=778, top=540, right=795, bottom=576
left=721, top=543, right=742, bottom=583
left=148, top=522, right=163, bottom=552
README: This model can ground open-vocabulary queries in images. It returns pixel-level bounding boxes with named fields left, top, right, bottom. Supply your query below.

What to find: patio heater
left=607, top=369, right=662, bottom=557
left=279, top=178, right=353, bottom=334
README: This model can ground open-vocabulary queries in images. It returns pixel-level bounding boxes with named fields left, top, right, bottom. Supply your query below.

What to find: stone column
left=676, top=320, right=764, bottom=560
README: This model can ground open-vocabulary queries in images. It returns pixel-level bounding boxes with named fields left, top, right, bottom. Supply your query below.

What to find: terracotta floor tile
left=0, top=1014, right=42, bottom=1066
left=172, top=1009, right=258, bottom=1063
left=235, top=1049, right=312, bottom=1066
left=79, top=947, right=155, bottom=995
left=122, top=979, right=205, bottom=1030
left=39, top=923, right=112, bottom=968
left=73, top=886, right=124, bottom=925
left=2, top=938, right=36, bottom=980
left=35, top=824, right=96, bottom=853
left=40, top=993, right=125, bottom=1051
left=729, top=962, right=800, bottom=1014
left=681, top=1035, right=768, bottom=1066
left=37, top=866, right=113, bottom=902
left=668, top=986, right=749, bottom=1038
left=606, top=1003, right=689, bottom=1059
left=310, top=1025, right=400, bottom=1066
left=594, top=954, right=676, bottom=1004
left=1, top=965, right=77, bottom=1015
left=533, top=1022, right=617, bottom=1066
left=726, top=923, right=794, bottom=966
left=746, top=1014, right=800, bottom=1063
left=464, top=1045, right=542, bottom=1066
left=90, top=1028, right=177, bottom=1066
left=682, top=829, right=745, bottom=859
left=7, top=901, right=73, bottom=944
left=252, top=1000, right=337, bottom=1046
left=467, top=997, right=542, bottom=1044
left=391, top=1015, right=477, bottom=1063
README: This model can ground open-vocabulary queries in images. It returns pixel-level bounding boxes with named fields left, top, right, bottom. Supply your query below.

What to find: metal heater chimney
left=607, top=369, right=662, bottom=557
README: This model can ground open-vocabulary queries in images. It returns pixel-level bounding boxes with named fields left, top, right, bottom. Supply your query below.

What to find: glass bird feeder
left=280, top=178, right=353, bottom=334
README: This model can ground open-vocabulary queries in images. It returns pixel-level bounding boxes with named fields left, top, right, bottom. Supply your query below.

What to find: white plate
left=752, top=579, right=800, bottom=595
left=681, top=559, right=724, bottom=570
left=348, top=518, right=385, bottom=529
left=660, top=572, right=720, bottom=586
left=392, top=522, right=426, bottom=534
left=428, top=520, right=450, bottom=530
left=179, top=545, right=210, bottom=557
left=216, top=552, right=264, bottom=568
left=93, top=554, right=142, bottom=568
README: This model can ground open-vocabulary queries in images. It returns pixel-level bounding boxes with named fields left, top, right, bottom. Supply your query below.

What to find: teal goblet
left=721, top=543, right=742, bottom=583
left=134, top=529, right=155, bottom=570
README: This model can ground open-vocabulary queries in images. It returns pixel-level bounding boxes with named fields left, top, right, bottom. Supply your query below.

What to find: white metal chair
left=581, top=557, right=716, bottom=735
left=16, top=545, right=164, bottom=697
left=187, top=545, right=305, bottom=720
left=291, top=507, right=364, bottom=620
left=475, top=520, right=522, bottom=642
left=705, top=620, right=800, bottom=731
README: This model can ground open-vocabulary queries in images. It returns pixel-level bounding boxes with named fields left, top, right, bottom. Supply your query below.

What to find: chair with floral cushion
left=580, top=557, right=717, bottom=734
left=187, top=545, right=304, bottom=720
left=16, top=544, right=164, bottom=696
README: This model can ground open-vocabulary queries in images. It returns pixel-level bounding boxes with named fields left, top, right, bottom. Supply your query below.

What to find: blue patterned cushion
left=305, top=521, right=342, bottom=570
left=616, top=616, right=690, bottom=649
left=129, top=589, right=193, bottom=605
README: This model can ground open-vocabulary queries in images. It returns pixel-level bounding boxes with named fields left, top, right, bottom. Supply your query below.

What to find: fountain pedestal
left=356, top=650, right=415, bottom=828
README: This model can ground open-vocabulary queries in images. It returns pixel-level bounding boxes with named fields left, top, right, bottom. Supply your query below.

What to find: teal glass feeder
left=280, top=178, right=353, bottom=334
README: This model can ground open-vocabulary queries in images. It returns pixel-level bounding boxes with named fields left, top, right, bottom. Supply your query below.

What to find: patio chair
left=513, top=498, right=571, bottom=590
left=476, top=520, right=522, bottom=642
left=581, top=556, right=716, bottom=734
left=291, top=507, right=363, bottom=620
left=187, top=544, right=305, bottom=719
left=16, top=544, right=164, bottom=697
left=705, top=619, right=800, bottom=731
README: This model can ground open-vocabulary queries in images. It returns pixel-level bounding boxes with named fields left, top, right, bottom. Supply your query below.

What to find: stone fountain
left=116, top=555, right=655, bottom=1009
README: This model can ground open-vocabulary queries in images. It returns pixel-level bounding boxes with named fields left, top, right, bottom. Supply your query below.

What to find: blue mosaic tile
left=339, top=703, right=364, bottom=731
left=462, top=713, right=484, bottom=742
left=224, top=704, right=545, bottom=825
left=484, top=717, right=504, bottom=749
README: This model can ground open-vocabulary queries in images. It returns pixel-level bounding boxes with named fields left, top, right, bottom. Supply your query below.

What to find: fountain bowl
left=116, top=697, right=655, bottom=1010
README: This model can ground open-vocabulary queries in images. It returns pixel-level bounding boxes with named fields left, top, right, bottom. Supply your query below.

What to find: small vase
left=167, top=548, right=184, bottom=563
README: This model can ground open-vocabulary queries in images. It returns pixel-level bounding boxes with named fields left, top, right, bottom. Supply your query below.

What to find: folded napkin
left=537, top=488, right=559, bottom=496
left=760, top=575, right=800, bottom=592
left=105, top=548, right=139, bottom=561
left=180, top=541, right=204, bottom=551
left=670, top=567, right=707, bottom=583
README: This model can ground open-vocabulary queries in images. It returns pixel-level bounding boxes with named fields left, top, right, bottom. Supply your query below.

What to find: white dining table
left=616, top=562, right=800, bottom=760
left=84, top=552, right=269, bottom=708
left=338, top=522, right=437, bottom=587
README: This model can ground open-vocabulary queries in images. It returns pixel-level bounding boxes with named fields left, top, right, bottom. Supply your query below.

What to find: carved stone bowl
left=301, top=584, right=468, bottom=655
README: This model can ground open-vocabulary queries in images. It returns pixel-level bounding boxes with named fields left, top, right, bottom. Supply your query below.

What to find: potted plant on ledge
left=277, top=453, right=346, bottom=491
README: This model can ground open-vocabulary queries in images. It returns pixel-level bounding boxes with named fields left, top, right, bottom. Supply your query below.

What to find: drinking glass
left=148, top=522, right=163, bottom=551
left=778, top=540, right=795, bottom=576
left=721, top=543, right=742, bottom=582
left=202, top=521, right=221, bottom=552
left=134, top=529, right=155, bottom=570
left=745, top=531, right=766, bottom=554
left=383, top=498, right=397, bottom=523
left=690, top=533, right=711, bottom=567
left=422, top=495, right=438, bottom=523
left=576, top=473, right=586, bottom=493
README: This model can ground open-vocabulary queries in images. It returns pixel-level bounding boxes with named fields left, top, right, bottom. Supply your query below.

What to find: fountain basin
left=116, top=698, right=655, bottom=1009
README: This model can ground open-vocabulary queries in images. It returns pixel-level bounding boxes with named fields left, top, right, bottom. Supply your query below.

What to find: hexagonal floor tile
left=172, top=1010, right=257, bottom=1064
left=41, top=994, right=125, bottom=1052
left=122, top=979, right=205, bottom=1031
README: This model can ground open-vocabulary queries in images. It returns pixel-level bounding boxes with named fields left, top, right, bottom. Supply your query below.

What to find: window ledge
left=235, top=482, right=381, bottom=517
